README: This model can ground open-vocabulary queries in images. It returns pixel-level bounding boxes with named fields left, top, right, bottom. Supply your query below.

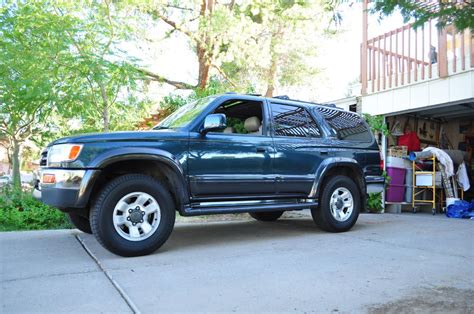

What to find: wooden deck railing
left=361, top=3, right=474, bottom=95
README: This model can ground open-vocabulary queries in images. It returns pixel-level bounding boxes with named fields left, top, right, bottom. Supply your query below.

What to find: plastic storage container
left=386, top=156, right=412, bottom=169
left=386, top=166, right=407, bottom=185
left=405, top=169, right=413, bottom=203
left=386, top=184, right=405, bottom=202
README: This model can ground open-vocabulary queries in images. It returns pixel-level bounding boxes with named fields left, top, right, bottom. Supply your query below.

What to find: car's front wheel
left=249, top=211, right=284, bottom=221
left=311, top=175, right=360, bottom=232
left=89, top=174, right=175, bottom=257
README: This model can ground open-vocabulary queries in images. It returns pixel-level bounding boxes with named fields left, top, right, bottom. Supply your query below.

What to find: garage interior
left=382, top=99, right=474, bottom=214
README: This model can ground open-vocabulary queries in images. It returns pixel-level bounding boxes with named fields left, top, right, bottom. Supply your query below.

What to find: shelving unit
left=412, top=155, right=437, bottom=215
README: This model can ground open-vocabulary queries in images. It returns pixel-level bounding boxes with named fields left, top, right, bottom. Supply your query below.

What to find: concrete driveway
left=1, top=212, right=473, bottom=313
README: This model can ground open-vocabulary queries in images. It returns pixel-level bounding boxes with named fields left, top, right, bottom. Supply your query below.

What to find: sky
left=136, top=3, right=406, bottom=105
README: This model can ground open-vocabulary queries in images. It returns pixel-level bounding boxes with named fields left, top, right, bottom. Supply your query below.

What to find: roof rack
left=272, top=95, right=340, bottom=109
left=273, top=95, right=290, bottom=100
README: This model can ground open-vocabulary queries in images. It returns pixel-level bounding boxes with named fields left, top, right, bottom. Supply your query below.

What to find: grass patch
left=0, top=186, right=72, bottom=231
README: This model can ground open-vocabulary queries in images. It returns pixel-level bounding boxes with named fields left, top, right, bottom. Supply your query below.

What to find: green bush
left=367, top=192, right=384, bottom=213
left=0, top=187, right=72, bottom=231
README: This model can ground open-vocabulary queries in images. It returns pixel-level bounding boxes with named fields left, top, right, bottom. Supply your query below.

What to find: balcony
left=361, top=20, right=473, bottom=95
left=360, top=11, right=474, bottom=116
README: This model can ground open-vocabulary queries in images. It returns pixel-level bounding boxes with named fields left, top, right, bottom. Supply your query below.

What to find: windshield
left=154, top=96, right=216, bottom=129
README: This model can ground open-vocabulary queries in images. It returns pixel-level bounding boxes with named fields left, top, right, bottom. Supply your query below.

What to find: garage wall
left=385, top=116, right=470, bottom=150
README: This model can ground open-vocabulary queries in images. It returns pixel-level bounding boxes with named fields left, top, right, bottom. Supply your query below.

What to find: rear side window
left=271, top=104, right=321, bottom=138
left=316, top=107, right=372, bottom=142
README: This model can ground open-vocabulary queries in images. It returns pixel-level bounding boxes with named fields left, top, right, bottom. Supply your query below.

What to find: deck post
left=438, top=28, right=448, bottom=78
left=361, top=0, right=368, bottom=95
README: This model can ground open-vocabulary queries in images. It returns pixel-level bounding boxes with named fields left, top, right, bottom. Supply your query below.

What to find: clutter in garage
left=383, top=113, right=473, bottom=217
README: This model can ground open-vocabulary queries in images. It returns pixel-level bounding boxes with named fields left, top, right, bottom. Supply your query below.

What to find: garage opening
left=382, top=100, right=474, bottom=215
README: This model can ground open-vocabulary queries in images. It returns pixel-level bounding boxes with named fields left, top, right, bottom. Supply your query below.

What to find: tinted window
left=271, top=104, right=321, bottom=138
left=316, top=107, right=372, bottom=141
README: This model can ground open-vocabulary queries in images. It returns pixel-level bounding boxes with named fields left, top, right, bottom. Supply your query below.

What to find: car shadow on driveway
left=78, top=215, right=371, bottom=262
left=158, top=217, right=365, bottom=254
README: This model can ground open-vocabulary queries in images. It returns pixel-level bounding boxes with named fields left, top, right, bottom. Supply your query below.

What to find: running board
left=181, top=201, right=318, bottom=216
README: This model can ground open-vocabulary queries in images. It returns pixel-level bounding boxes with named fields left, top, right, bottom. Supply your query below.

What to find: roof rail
left=246, top=93, right=262, bottom=96
left=272, top=96, right=341, bottom=109
left=273, top=95, right=290, bottom=100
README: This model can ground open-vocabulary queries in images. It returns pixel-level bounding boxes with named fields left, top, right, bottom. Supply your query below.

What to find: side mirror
left=201, top=114, right=227, bottom=134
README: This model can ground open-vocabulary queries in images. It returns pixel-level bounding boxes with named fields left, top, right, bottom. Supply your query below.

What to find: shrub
left=0, top=187, right=72, bottom=231
left=367, top=192, right=384, bottom=213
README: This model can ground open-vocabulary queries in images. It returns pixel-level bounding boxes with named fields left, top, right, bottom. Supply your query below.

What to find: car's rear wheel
left=68, top=213, right=92, bottom=234
left=311, top=175, right=360, bottom=232
left=249, top=211, right=284, bottom=222
left=90, top=174, right=175, bottom=257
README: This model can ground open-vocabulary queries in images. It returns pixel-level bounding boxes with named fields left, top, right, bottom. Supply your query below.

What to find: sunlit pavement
left=1, top=211, right=473, bottom=313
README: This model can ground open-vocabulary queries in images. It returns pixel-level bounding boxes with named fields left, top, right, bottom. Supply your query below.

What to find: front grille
left=40, top=149, right=48, bottom=167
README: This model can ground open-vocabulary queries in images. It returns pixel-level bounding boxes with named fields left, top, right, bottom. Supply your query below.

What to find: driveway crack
left=1, top=269, right=100, bottom=283
left=75, top=235, right=141, bottom=314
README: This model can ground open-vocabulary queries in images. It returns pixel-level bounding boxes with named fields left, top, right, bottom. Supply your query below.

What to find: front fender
left=89, top=147, right=184, bottom=177
left=83, top=147, right=189, bottom=209
left=308, top=157, right=364, bottom=198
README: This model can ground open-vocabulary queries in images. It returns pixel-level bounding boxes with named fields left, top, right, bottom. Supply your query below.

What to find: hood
left=49, top=129, right=184, bottom=146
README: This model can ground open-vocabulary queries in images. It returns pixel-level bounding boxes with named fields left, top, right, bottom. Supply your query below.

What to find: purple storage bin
left=386, top=166, right=406, bottom=185
left=386, top=184, right=405, bottom=202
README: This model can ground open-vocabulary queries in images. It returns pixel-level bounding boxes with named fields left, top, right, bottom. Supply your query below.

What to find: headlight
left=47, top=144, right=83, bottom=164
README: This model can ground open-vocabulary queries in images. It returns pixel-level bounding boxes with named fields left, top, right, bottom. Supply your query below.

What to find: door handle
left=320, top=150, right=329, bottom=155
left=256, top=146, right=268, bottom=153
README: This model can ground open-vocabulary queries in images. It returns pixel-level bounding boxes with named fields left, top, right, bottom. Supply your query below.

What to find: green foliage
left=53, top=1, right=151, bottom=132
left=1, top=1, right=153, bottom=185
left=0, top=187, right=71, bottom=231
left=158, top=77, right=229, bottom=120
left=159, top=95, right=188, bottom=113
left=227, top=0, right=335, bottom=95
left=0, top=1, right=79, bottom=186
left=363, top=113, right=390, bottom=137
left=226, top=117, right=248, bottom=134
left=192, top=78, right=230, bottom=100
left=367, top=192, right=383, bottom=213
left=382, top=170, right=391, bottom=185
left=371, top=0, right=473, bottom=31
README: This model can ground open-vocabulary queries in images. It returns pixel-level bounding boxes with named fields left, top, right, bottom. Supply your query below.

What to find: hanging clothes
left=457, top=162, right=471, bottom=192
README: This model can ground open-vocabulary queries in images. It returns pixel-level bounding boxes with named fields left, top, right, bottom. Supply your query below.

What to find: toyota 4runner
left=35, top=93, right=383, bottom=256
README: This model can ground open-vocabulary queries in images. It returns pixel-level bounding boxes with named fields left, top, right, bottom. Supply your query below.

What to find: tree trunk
left=11, top=138, right=21, bottom=188
left=102, top=104, right=109, bottom=132
left=197, top=48, right=211, bottom=90
left=99, top=83, right=110, bottom=132
left=265, top=54, right=278, bottom=97
left=197, top=0, right=213, bottom=89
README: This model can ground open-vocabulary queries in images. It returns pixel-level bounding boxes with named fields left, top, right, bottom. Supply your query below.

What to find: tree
left=53, top=1, right=151, bottom=132
left=0, top=1, right=152, bottom=187
left=141, top=0, right=243, bottom=90
left=0, top=2, right=78, bottom=187
left=141, top=0, right=337, bottom=96
left=371, top=0, right=474, bottom=31
left=224, top=0, right=335, bottom=97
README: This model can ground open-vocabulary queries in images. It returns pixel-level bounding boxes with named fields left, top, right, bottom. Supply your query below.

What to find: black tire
left=68, top=213, right=92, bottom=234
left=89, top=174, right=175, bottom=257
left=311, top=175, right=360, bottom=232
left=249, top=211, right=284, bottom=222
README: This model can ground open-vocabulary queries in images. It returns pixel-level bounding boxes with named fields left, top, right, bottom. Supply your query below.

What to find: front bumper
left=34, top=169, right=101, bottom=211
